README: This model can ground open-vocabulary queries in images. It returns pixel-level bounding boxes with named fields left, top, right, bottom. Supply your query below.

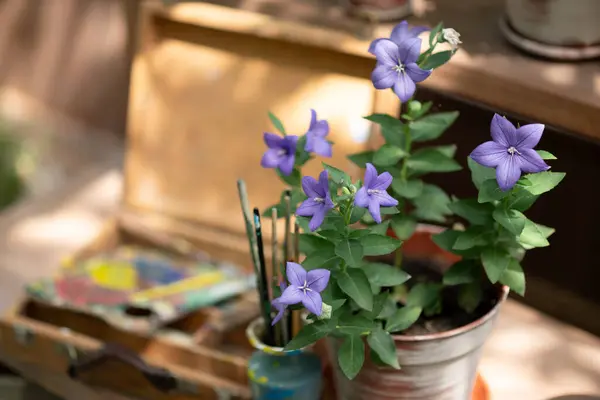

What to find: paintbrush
left=292, top=220, right=302, bottom=336
left=236, top=180, right=261, bottom=278
left=271, top=207, right=282, bottom=346
left=283, top=190, right=294, bottom=342
left=253, top=208, right=274, bottom=345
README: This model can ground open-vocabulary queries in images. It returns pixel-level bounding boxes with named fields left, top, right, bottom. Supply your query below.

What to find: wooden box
left=0, top=2, right=398, bottom=399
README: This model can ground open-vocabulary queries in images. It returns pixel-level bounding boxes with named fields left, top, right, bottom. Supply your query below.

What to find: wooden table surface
left=152, top=0, right=600, bottom=142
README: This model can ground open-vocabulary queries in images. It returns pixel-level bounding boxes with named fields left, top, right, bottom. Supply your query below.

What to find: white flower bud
left=349, top=184, right=357, bottom=194
left=317, top=302, right=332, bottom=320
left=442, top=28, right=462, bottom=50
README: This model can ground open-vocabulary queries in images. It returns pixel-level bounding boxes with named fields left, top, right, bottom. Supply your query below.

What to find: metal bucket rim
left=391, top=285, right=509, bottom=342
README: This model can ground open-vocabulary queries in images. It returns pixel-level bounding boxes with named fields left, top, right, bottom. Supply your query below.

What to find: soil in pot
left=373, top=254, right=501, bottom=336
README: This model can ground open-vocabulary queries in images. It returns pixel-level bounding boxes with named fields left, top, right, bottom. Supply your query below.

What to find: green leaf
left=478, top=179, right=509, bottom=203
left=336, top=313, right=375, bottom=336
left=390, top=214, right=417, bottom=240
left=359, top=235, right=402, bottom=256
left=363, top=262, right=411, bottom=287
left=406, top=283, right=442, bottom=309
left=380, top=206, right=400, bottom=215
left=412, top=184, right=451, bottom=223
left=522, top=172, right=565, bottom=195
left=370, top=220, right=391, bottom=236
left=409, top=112, right=459, bottom=142
left=364, top=114, right=405, bottom=148
left=452, top=226, right=489, bottom=250
left=449, top=198, right=494, bottom=225
left=323, top=163, right=351, bottom=186
left=406, top=148, right=462, bottom=173
left=386, top=306, right=422, bottom=333
left=294, top=136, right=312, bottom=166
left=347, top=229, right=371, bottom=239
left=373, top=145, right=408, bottom=166
left=391, top=179, right=423, bottom=199
left=433, top=144, right=458, bottom=158
left=298, top=233, right=332, bottom=254
left=420, top=51, right=453, bottom=70
left=364, top=292, right=388, bottom=319
left=349, top=207, right=367, bottom=224
left=337, top=269, right=373, bottom=311
left=481, top=247, right=512, bottom=283
left=321, top=213, right=346, bottom=231
left=504, top=186, right=539, bottom=212
left=468, top=158, right=496, bottom=190
left=367, top=327, right=400, bottom=369
left=295, top=216, right=311, bottom=233
left=493, top=207, right=526, bottom=236
left=458, top=282, right=483, bottom=313
left=268, top=111, right=286, bottom=134
left=518, top=220, right=554, bottom=249
left=277, top=168, right=301, bottom=187
left=348, top=151, right=374, bottom=168
left=335, top=239, right=364, bottom=267
left=338, top=335, right=365, bottom=380
left=432, top=229, right=460, bottom=252
left=302, top=248, right=339, bottom=270
left=319, top=230, right=344, bottom=241
left=429, top=22, right=444, bottom=45
left=536, top=150, right=557, bottom=160
left=443, top=260, right=479, bottom=286
left=409, top=101, right=432, bottom=120
left=499, top=260, right=526, bottom=296
left=284, top=320, right=334, bottom=351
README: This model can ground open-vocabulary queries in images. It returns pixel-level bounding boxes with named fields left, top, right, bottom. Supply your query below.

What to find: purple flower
left=271, top=282, right=287, bottom=325
left=371, top=38, right=432, bottom=102
left=275, top=262, right=330, bottom=316
left=368, top=21, right=429, bottom=55
left=304, top=109, right=332, bottom=158
left=470, top=114, right=550, bottom=191
left=260, top=133, right=299, bottom=176
left=296, top=170, right=334, bottom=231
left=355, top=163, right=398, bottom=224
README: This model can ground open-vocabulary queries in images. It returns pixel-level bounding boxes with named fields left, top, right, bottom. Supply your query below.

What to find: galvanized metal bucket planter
left=327, top=285, right=507, bottom=400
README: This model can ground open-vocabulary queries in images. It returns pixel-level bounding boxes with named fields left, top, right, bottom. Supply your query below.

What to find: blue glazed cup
left=246, top=318, right=323, bottom=400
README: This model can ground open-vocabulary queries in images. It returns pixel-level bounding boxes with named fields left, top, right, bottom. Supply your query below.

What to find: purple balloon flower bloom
left=304, top=109, right=332, bottom=158
left=368, top=20, right=429, bottom=55
left=271, top=281, right=287, bottom=326
left=370, top=38, right=432, bottom=102
left=260, top=133, right=299, bottom=176
left=470, top=114, right=550, bottom=191
left=296, top=170, right=334, bottom=231
left=276, top=262, right=330, bottom=316
left=355, top=163, right=399, bottom=224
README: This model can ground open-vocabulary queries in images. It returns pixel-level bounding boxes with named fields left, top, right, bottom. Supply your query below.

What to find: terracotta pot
left=327, top=224, right=506, bottom=400
left=344, top=0, right=412, bottom=22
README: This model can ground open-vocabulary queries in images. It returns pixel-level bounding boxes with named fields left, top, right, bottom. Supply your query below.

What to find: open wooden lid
left=123, top=3, right=398, bottom=238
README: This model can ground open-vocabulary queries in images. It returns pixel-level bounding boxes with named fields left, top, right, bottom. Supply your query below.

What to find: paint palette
left=26, top=246, right=255, bottom=332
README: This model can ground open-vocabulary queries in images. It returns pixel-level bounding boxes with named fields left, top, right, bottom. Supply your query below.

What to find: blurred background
left=0, top=0, right=599, bottom=399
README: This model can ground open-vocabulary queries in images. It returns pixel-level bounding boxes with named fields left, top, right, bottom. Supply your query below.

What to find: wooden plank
left=150, top=0, right=600, bottom=141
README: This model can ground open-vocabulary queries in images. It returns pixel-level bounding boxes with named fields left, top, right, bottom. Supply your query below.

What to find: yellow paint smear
left=130, top=271, right=224, bottom=302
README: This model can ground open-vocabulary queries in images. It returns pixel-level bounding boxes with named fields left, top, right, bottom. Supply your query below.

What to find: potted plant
left=258, top=20, right=564, bottom=400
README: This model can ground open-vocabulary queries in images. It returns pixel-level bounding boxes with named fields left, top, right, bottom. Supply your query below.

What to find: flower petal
left=310, top=137, right=332, bottom=157
left=309, top=109, right=317, bottom=130
left=302, top=290, right=323, bottom=316
left=398, top=38, right=422, bottom=64
left=271, top=299, right=286, bottom=325
left=260, top=149, right=281, bottom=169
left=354, top=187, right=370, bottom=208
left=307, top=269, right=330, bottom=292
left=301, top=176, right=320, bottom=198
left=491, top=114, right=517, bottom=147
left=405, top=63, right=432, bottom=83
left=518, top=148, right=550, bottom=173
left=264, top=132, right=283, bottom=148
left=393, top=72, right=416, bottom=103
left=284, top=135, right=299, bottom=153
left=371, top=63, right=397, bottom=90
left=286, top=262, right=307, bottom=286
left=372, top=171, right=393, bottom=190
left=410, top=26, right=429, bottom=37
left=515, top=123, right=545, bottom=149
left=470, top=141, right=509, bottom=168
left=278, top=154, right=295, bottom=176
left=368, top=38, right=384, bottom=55
left=496, top=156, right=521, bottom=191
left=296, top=198, right=321, bottom=217
left=309, top=208, right=327, bottom=231
left=371, top=39, right=400, bottom=66
left=278, top=286, right=304, bottom=305
left=390, top=21, right=410, bottom=44
left=364, top=163, right=378, bottom=188
left=369, top=200, right=382, bottom=224
left=318, top=170, right=330, bottom=197
left=372, top=191, right=398, bottom=207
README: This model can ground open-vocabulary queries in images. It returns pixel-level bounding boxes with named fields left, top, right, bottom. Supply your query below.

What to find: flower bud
left=317, top=302, right=332, bottom=320
left=342, top=187, right=351, bottom=195
left=349, top=184, right=357, bottom=194
left=441, top=28, right=461, bottom=50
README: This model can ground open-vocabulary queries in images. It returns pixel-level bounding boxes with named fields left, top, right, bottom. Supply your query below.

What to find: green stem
left=400, top=122, right=412, bottom=181
left=418, top=37, right=440, bottom=67
left=394, top=248, right=403, bottom=268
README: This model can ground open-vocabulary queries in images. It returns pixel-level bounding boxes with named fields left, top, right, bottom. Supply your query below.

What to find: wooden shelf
left=150, top=0, right=600, bottom=141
